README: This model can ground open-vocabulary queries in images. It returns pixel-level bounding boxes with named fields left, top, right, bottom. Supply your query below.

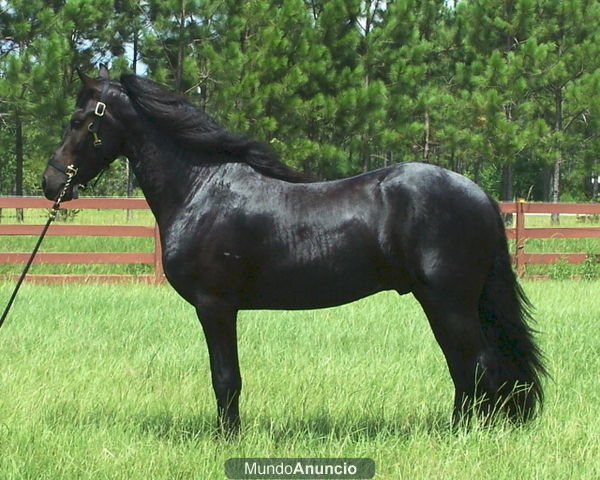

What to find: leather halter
left=46, top=80, right=111, bottom=192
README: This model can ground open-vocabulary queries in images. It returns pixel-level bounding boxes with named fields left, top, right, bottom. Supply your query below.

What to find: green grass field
left=0, top=280, right=598, bottom=479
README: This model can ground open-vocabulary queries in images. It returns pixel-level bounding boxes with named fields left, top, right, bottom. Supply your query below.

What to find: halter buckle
left=66, top=165, right=78, bottom=176
left=92, top=132, right=102, bottom=147
left=95, top=102, right=106, bottom=117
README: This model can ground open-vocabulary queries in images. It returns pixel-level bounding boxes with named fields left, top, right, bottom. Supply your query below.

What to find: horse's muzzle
left=42, top=175, right=77, bottom=202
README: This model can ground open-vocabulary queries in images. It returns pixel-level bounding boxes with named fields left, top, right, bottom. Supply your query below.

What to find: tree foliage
left=1, top=0, right=599, bottom=202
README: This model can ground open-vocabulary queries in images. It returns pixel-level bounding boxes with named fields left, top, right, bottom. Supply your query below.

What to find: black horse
left=42, top=66, right=545, bottom=435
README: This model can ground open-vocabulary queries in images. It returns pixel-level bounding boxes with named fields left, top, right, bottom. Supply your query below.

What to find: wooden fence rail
left=0, top=197, right=599, bottom=283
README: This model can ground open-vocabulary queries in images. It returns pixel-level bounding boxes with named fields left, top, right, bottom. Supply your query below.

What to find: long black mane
left=119, top=74, right=306, bottom=183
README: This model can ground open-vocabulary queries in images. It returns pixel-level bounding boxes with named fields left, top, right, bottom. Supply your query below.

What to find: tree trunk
left=127, top=29, right=139, bottom=222
left=472, top=157, right=482, bottom=185
left=501, top=163, right=514, bottom=225
left=501, top=163, right=513, bottom=201
left=551, top=89, right=562, bottom=225
left=132, top=29, right=139, bottom=74
left=175, top=0, right=186, bottom=92
left=592, top=159, right=599, bottom=201
left=15, top=108, right=24, bottom=223
left=550, top=153, right=561, bottom=224
left=542, top=164, right=553, bottom=201
left=423, top=111, right=431, bottom=163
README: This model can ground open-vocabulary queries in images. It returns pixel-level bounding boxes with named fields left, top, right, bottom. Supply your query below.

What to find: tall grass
left=0, top=281, right=598, bottom=479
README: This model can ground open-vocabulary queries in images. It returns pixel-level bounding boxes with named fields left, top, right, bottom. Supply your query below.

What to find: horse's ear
left=99, top=63, right=110, bottom=81
left=77, top=68, right=100, bottom=89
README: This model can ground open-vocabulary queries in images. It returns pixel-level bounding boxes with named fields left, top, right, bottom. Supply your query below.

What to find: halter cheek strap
left=87, top=80, right=110, bottom=148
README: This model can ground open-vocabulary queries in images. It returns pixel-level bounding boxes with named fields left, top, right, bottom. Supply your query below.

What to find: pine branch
left=563, top=108, right=589, bottom=132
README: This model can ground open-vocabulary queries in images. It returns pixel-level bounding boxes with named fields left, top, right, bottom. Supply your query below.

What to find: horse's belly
left=240, top=263, right=406, bottom=310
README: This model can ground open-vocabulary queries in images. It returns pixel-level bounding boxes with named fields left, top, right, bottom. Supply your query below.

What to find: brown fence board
left=521, top=203, right=600, bottom=215
left=522, top=253, right=600, bottom=264
left=522, top=227, right=600, bottom=239
left=0, top=196, right=149, bottom=209
left=0, top=252, right=154, bottom=264
left=498, top=202, right=517, bottom=214
left=5, top=274, right=158, bottom=284
left=499, top=201, right=600, bottom=276
left=0, top=196, right=162, bottom=284
left=0, top=224, right=154, bottom=237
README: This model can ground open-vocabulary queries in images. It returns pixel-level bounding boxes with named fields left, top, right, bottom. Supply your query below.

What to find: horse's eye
left=71, top=119, right=83, bottom=129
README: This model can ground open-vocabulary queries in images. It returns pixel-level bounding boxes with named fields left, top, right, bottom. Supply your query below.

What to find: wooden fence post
left=515, top=200, right=526, bottom=277
left=154, top=222, right=164, bottom=284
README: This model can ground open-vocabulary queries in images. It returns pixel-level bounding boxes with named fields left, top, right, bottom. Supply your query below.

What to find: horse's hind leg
left=195, top=298, right=242, bottom=436
left=413, top=288, right=494, bottom=425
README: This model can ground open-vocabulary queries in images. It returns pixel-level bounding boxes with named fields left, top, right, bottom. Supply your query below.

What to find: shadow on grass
left=254, top=411, right=453, bottom=442
left=130, top=409, right=453, bottom=443
left=46, top=401, right=525, bottom=445
left=133, top=411, right=216, bottom=443
left=46, top=400, right=458, bottom=443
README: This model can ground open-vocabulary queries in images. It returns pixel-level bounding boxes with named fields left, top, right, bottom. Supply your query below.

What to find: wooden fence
left=499, top=201, right=600, bottom=276
left=0, top=197, right=599, bottom=283
left=0, top=197, right=163, bottom=284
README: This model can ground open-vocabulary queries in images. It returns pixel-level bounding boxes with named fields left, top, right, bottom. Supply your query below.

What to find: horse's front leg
left=196, top=298, right=241, bottom=437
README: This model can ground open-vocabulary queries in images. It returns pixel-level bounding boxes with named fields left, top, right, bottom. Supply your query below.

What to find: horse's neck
left=124, top=135, right=245, bottom=225
left=125, top=135, right=200, bottom=223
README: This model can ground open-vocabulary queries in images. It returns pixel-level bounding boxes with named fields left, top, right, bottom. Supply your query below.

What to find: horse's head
left=42, top=65, right=133, bottom=201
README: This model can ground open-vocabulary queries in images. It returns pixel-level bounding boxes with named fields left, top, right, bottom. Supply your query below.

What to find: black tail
left=477, top=200, right=547, bottom=421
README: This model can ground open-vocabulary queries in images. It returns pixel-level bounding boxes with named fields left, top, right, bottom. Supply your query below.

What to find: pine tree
left=200, top=0, right=365, bottom=179
left=455, top=0, right=540, bottom=200
left=138, top=0, right=210, bottom=92
left=374, top=0, right=443, bottom=165
left=1, top=0, right=598, bottom=201
left=528, top=0, right=600, bottom=214
left=308, top=0, right=387, bottom=177
left=0, top=1, right=70, bottom=214
left=0, top=0, right=120, bottom=201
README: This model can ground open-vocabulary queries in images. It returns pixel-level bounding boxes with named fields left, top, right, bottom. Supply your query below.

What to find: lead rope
left=0, top=165, right=78, bottom=329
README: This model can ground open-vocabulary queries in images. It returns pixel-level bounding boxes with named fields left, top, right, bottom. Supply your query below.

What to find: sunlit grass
left=0, top=281, right=598, bottom=479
